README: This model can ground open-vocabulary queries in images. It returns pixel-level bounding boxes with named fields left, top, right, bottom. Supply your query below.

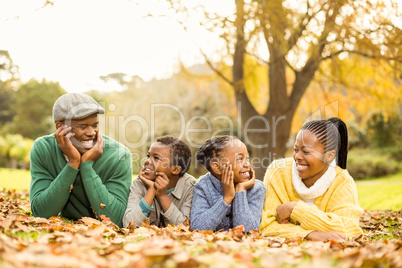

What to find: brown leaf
left=78, top=217, right=102, bottom=226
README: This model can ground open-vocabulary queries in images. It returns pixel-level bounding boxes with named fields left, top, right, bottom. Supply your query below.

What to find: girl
left=259, top=117, right=363, bottom=241
left=190, top=136, right=266, bottom=232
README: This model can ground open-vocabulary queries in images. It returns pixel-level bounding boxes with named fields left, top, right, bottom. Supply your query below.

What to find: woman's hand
left=306, top=231, right=346, bottom=242
left=221, top=164, right=235, bottom=205
left=276, top=201, right=298, bottom=223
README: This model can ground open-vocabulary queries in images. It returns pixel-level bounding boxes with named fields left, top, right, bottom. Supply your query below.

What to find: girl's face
left=142, top=142, right=175, bottom=181
left=218, top=139, right=251, bottom=184
left=293, top=130, right=334, bottom=187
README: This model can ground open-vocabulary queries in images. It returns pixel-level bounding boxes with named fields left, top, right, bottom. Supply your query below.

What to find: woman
left=259, top=117, right=363, bottom=241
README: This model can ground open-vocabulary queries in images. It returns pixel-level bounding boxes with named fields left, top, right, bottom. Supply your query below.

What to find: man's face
left=67, top=114, right=99, bottom=155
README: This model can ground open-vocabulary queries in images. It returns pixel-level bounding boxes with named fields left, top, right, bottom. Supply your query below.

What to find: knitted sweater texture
left=259, top=158, right=363, bottom=239
left=190, top=173, right=266, bottom=232
left=29, top=134, right=132, bottom=227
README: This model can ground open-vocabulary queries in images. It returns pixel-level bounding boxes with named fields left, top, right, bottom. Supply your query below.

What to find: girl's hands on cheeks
left=221, top=164, right=235, bottom=205
left=55, top=125, right=80, bottom=168
left=276, top=201, right=298, bottom=224
left=235, top=167, right=256, bottom=192
left=81, top=130, right=104, bottom=163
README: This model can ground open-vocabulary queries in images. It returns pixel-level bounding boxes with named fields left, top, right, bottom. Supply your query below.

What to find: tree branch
left=287, top=1, right=325, bottom=53
left=245, top=52, right=268, bottom=65
left=199, top=49, right=234, bottom=86
left=323, top=49, right=402, bottom=63
left=1, top=0, right=56, bottom=22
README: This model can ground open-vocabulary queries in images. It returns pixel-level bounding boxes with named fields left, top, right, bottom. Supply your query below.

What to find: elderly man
left=29, top=93, right=132, bottom=227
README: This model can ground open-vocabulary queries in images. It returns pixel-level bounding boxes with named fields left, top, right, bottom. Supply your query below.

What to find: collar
left=170, top=173, right=193, bottom=199
left=292, top=159, right=336, bottom=201
left=204, top=172, right=224, bottom=194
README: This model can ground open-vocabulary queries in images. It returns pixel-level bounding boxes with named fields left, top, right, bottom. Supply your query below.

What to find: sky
left=0, top=0, right=234, bottom=92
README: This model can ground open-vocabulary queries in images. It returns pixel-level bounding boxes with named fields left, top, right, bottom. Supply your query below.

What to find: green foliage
left=349, top=112, right=402, bottom=150
left=0, top=135, right=33, bottom=169
left=0, top=85, right=16, bottom=127
left=366, top=113, right=400, bottom=148
left=348, top=149, right=402, bottom=180
left=385, top=141, right=402, bottom=162
left=0, top=50, right=19, bottom=134
left=11, top=79, right=66, bottom=139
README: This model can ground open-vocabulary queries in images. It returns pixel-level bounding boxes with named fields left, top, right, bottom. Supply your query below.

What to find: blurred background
left=0, top=0, right=401, bottom=209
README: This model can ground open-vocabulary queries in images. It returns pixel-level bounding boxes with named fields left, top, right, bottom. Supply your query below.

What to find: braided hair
left=196, top=136, right=238, bottom=172
left=156, top=136, right=192, bottom=176
left=301, top=117, right=349, bottom=169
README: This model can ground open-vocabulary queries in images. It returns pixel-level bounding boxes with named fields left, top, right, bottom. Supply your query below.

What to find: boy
left=123, top=136, right=196, bottom=228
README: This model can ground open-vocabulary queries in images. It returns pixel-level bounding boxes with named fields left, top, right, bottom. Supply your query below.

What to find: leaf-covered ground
left=0, top=189, right=401, bottom=268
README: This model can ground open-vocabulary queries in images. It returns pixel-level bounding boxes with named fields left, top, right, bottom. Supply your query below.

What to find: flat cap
left=52, top=92, right=105, bottom=122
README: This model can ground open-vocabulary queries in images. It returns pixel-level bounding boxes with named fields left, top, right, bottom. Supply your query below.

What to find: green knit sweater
left=29, top=134, right=132, bottom=227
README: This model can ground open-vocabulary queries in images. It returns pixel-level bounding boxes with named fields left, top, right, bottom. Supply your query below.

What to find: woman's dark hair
left=156, top=136, right=191, bottom=176
left=196, top=135, right=238, bottom=172
left=301, top=117, right=348, bottom=169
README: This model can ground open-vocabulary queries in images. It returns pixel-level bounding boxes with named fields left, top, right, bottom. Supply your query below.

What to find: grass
left=356, top=172, right=402, bottom=211
left=0, top=168, right=401, bottom=211
left=0, top=168, right=31, bottom=191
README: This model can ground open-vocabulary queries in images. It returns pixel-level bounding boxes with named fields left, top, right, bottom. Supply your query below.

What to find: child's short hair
left=156, top=136, right=192, bottom=176
left=196, top=135, right=239, bottom=172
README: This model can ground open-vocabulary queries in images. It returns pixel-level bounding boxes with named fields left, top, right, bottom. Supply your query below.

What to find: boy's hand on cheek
left=155, top=172, right=169, bottom=197
left=221, top=164, right=235, bottom=205
left=138, top=168, right=155, bottom=189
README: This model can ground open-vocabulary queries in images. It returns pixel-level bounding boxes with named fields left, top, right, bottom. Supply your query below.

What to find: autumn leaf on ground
left=0, top=189, right=401, bottom=268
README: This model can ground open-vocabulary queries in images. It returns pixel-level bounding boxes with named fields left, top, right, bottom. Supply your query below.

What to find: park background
left=0, top=0, right=401, bottom=212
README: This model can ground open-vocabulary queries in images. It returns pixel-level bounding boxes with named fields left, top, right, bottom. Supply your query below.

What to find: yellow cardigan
left=259, top=158, right=363, bottom=239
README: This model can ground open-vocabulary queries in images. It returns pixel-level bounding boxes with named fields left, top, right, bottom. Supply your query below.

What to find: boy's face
left=142, top=142, right=175, bottom=181
left=217, top=139, right=252, bottom=184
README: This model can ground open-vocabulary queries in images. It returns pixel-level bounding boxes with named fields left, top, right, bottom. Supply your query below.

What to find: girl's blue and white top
left=190, top=172, right=266, bottom=232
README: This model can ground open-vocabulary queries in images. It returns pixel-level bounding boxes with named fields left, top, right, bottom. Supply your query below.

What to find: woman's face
left=293, top=130, right=334, bottom=187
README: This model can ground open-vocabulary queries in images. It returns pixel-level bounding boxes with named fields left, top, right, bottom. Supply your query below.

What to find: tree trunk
left=231, top=0, right=322, bottom=180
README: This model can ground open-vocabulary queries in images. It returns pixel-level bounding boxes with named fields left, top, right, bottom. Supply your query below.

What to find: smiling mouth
left=296, top=163, right=308, bottom=171
left=80, top=140, right=94, bottom=149
left=143, top=167, right=155, bottom=174
left=239, top=171, right=250, bottom=177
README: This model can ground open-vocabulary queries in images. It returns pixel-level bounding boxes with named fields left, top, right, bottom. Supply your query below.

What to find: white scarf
left=292, top=159, right=336, bottom=205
